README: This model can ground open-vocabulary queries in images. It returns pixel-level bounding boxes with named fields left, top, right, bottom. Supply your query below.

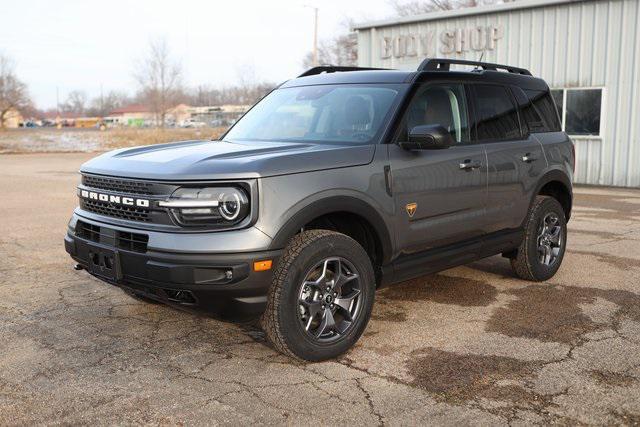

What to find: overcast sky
left=0, top=0, right=395, bottom=109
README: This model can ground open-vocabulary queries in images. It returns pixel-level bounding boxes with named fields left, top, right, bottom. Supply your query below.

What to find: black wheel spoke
left=297, top=256, right=362, bottom=343
left=315, top=307, right=336, bottom=338
left=334, top=271, right=359, bottom=294
left=334, top=289, right=361, bottom=319
left=537, top=212, right=564, bottom=266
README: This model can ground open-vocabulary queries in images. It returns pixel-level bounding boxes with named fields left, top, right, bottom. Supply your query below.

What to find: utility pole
left=312, top=7, right=319, bottom=66
left=303, top=5, right=319, bottom=66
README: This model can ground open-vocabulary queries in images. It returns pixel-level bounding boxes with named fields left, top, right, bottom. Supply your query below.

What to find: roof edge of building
left=352, top=0, right=588, bottom=30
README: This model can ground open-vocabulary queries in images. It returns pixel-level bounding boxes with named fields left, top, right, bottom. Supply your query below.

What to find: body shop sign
left=380, top=25, right=503, bottom=59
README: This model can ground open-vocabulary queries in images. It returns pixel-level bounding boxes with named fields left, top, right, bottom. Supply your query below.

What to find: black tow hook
left=73, top=263, right=84, bottom=271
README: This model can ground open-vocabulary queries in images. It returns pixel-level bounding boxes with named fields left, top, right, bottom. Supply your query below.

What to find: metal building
left=354, top=0, right=640, bottom=187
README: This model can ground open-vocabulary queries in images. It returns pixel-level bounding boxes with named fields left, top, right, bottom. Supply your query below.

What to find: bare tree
left=61, top=90, right=88, bottom=115
left=302, top=19, right=358, bottom=68
left=87, top=90, right=130, bottom=117
left=184, top=65, right=274, bottom=108
left=302, top=33, right=358, bottom=68
left=185, top=82, right=274, bottom=107
left=234, top=63, right=258, bottom=90
left=0, top=54, right=31, bottom=128
left=134, top=37, right=182, bottom=127
left=389, top=0, right=515, bottom=16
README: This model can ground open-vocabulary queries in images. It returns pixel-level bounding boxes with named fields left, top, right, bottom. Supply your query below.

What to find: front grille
left=81, top=199, right=151, bottom=222
left=82, top=174, right=154, bottom=195
left=79, top=173, right=176, bottom=225
left=117, top=231, right=149, bottom=253
left=75, top=220, right=148, bottom=253
left=76, top=220, right=101, bottom=242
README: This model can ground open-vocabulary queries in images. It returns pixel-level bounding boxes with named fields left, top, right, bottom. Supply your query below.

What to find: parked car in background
left=181, top=118, right=207, bottom=128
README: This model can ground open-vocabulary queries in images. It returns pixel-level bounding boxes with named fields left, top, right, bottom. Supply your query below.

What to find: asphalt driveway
left=2, top=153, right=640, bottom=425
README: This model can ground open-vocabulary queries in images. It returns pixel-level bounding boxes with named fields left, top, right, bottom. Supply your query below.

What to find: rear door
left=472, top=83, right=546, bottom=233
left=388, top=81, right=487, bottom=255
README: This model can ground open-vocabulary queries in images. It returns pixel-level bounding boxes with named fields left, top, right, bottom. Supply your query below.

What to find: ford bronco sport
left=65, top=58, right=574, bottom=361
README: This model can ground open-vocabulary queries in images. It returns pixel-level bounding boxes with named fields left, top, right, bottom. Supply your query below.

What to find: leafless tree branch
left=389, top=0, right=515, bottom=16
left=302, top=19, right=358, bottom=68
left=0, top=53, right=31, bottom=128
left=134, top=37, right=183, bottom=127
left=61, top=90, right=87, bottom=115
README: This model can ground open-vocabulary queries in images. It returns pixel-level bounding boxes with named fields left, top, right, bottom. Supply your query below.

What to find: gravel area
left=1, top=153, right=640, bottom=425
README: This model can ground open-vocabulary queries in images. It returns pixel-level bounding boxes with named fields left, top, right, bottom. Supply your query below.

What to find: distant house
left=186, top=105, right=250, bottom=127
left=104, top=103, right=250, bottom=128
left=41, top=111, right=83, bottom=127
left=106, top=104, right=154, bottom=127
left=1, top=108, right=24, bottom=128
left=166, top=104, right=191, bottom=125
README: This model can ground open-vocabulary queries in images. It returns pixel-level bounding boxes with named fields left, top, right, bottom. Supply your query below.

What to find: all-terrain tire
left=262, top=230, right=376, bottom=361
left=511, top=196, right=567, bottom=281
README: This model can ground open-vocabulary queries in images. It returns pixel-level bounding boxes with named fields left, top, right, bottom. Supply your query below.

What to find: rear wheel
left=262, top=230, right=375, bottom=361
left=511, top=196, right=567, bottom=281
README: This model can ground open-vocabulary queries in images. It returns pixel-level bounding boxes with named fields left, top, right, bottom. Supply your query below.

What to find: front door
left=388, top=82, right=487, bottom=256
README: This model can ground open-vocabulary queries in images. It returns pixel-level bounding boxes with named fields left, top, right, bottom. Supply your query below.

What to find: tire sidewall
left=277, top=234, right=375, bottom=361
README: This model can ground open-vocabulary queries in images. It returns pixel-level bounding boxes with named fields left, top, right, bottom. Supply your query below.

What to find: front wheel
left=511, top=196, right=567, bottom=281
left=262, top=230, right=376, bottom=361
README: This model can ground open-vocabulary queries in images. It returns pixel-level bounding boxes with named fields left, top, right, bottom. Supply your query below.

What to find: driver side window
left=400, top=83, right=470, bottom=144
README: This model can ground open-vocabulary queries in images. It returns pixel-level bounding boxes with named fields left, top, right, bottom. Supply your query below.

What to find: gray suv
left=65, top=58, right=574, bottom=361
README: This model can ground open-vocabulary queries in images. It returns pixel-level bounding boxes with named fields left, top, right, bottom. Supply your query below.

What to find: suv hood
left=80, top=139, right=376, bottom=181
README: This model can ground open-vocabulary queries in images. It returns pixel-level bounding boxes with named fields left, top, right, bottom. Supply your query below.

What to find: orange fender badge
left=406, top=203, right=417, bottom=218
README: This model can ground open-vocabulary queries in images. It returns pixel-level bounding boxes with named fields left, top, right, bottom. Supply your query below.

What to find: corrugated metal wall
left=356, top=0, right=640, bottom=187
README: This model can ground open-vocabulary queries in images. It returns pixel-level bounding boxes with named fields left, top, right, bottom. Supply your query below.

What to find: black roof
left=281, top=70, right=415, bottom=88
left=283, top=58, right=549, bottom=91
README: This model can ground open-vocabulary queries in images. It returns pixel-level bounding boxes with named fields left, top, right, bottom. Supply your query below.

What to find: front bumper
left=64, top=214, right=281, bottom=318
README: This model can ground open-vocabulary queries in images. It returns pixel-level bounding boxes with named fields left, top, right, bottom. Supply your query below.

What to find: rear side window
left=523, top=89, right=562, bottom=132
left=471, top=84, right=521, bottom=141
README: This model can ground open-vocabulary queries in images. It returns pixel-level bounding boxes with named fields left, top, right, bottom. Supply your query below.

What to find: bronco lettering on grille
left=78, top=189, right=150, bottom=208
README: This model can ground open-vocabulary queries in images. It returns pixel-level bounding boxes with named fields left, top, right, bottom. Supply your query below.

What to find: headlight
left=159, top=187, right=250, bottom=227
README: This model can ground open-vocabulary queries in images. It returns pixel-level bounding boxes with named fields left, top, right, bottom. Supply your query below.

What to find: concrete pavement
left=1, top=153, right=640, bottom=425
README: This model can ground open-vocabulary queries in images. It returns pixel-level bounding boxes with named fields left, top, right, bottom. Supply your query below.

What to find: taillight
left=571, top=142, right=576, bottom=174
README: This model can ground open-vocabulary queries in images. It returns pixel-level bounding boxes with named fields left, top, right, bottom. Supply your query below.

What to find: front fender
left=268, top=194, right=394, bottom=264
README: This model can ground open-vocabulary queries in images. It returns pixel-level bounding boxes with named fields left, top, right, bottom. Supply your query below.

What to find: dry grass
left=0, top=127, right=227, bottom=154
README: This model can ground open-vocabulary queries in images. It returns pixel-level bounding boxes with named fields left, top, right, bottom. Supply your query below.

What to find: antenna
left=474, top=52, right=485, bottom=71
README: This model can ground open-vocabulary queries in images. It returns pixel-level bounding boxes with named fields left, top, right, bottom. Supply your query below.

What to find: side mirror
left=399, top=125, right=454, bottom=150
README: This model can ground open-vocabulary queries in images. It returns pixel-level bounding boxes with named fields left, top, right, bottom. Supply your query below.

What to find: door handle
left=459, top=159, right=482, bottom=170
left=522, top=153, right=538, bottom=163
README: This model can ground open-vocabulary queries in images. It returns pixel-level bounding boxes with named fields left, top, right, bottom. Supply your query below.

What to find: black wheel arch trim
left=269, top=195, right=394, bottom=264
left=531, top=169, right=573, bottom=221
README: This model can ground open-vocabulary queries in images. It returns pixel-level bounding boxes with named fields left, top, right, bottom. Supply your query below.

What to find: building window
left=551, top=88, right=603, bottom=136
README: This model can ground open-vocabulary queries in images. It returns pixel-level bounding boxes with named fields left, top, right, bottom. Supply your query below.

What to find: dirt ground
left=2, top=153, right=640, bottom=425
left=0, top=128, right=225, bottom=154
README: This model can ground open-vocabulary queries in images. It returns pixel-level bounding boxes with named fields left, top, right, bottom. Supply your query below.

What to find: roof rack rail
left=298, top=65, right=388, bottom=78
left=417, top=58, right=532, bottom=76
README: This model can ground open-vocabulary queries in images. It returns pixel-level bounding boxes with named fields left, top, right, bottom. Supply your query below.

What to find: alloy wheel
left=537, top=212, right=563, bottom=266
left=297, top=257, right=362, bottom=343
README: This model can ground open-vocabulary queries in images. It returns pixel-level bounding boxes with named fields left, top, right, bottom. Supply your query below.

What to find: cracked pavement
left=2, top=153, right=640, bottom=425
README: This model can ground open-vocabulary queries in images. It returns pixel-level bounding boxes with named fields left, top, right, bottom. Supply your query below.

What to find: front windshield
left=224, top=84, right=400, bottom=144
